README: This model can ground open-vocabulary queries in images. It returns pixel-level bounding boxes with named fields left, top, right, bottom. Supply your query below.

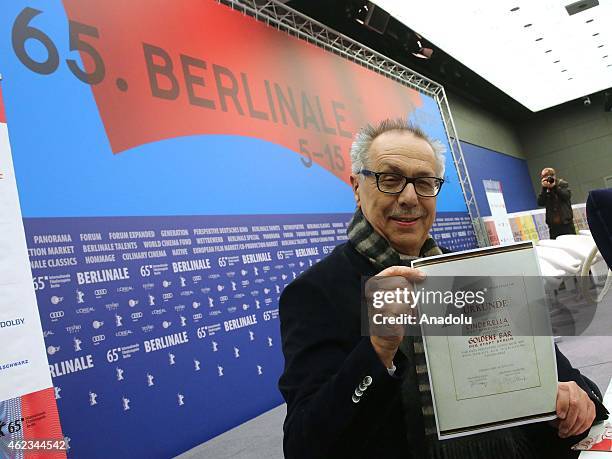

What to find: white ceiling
left=372, top=0, right=612, bottom=111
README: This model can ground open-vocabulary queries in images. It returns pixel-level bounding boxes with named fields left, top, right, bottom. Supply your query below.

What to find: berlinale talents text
left=142, top=43, right=352, bottom=139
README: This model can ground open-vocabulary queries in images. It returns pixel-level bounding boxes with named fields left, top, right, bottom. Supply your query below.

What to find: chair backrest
left=535, top=245, right=581, bottom=273
left=587, top=189, right=612, bottom=269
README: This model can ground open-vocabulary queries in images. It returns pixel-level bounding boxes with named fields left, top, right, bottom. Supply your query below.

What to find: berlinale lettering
left=11, top=9, right=353, bottom=140
left=172, top=259, right=211, bottom=273
left=241, top=252, right=272, bottom=264
left=143, top=44, right=352, bottom=139
left=49, top=355, right=94, bottom=378
left=224, top=314, right=257, bottom=332
left=143, top=331, right=189, bottom=352
left=76, top=267, right=130, bottom=285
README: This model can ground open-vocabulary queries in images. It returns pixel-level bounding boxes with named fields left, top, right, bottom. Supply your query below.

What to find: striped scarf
left=347, top=207, right=441, bottom=437
left=348, top=208, right=536, bottom=459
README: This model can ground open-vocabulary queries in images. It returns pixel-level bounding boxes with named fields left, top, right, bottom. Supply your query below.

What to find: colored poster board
left=0, top=83, right=65, bottom=458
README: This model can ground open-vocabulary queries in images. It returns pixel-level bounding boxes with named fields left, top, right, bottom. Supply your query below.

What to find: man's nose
left=397, top=182, right=419, bottom=207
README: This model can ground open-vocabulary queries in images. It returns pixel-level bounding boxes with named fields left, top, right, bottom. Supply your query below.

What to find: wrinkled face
left=350, top=130, right=438, bottom=256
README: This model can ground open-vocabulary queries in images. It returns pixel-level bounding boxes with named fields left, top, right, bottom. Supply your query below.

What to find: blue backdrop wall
left=460, top=141, right=538, bottom=217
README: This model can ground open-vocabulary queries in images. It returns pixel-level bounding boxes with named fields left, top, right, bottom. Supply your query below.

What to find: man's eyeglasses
left=359, top=169, right=444, bottom=197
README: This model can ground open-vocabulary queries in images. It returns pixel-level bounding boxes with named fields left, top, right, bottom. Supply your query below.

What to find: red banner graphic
left=14, top=388, right=66, bottom=459
left=62, top=0, right=422, bottom=184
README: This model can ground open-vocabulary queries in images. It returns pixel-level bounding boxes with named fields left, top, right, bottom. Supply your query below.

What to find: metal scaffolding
left=219, top=0, right=490, bottom=248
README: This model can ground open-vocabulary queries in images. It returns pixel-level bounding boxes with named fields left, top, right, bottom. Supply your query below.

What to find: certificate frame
left=412, top=241, right=558, bottom=439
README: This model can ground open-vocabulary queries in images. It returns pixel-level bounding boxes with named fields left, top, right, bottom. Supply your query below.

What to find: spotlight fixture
left=565, top=0, right=599, bottom=16
left=353, top=2, right=390, bottom=34
left=411, top=33, right=434, bottom=59
left=583, top=96, right=592, bottom=106
left=354, top=2, right=368, bottom=25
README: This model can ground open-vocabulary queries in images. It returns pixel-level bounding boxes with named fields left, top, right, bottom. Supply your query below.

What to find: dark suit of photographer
left=537, top=167, right=575, bottom=239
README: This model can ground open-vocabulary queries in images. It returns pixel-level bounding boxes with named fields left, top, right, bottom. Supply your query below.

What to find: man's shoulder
left=293, top=241, right=362, bottom=284
left=281, top=241, right=372, bottom=298
left=557, top=179, right=570, bottom=188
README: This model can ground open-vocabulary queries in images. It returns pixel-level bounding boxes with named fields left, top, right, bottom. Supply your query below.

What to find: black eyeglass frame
left=359, top=169, right=445, bottom=197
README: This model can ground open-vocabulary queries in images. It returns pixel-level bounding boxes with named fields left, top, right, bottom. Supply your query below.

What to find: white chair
left=579, top=243, right=612, bottom=304
left=535, top=245, right=581, bottom=274
left=535, top=244, right=581, bottom=295
left=540, top=235, right=611, bottom=302
left=536, top=257, right=565, bottom=291
left=540, top=235, right=598, bottom=263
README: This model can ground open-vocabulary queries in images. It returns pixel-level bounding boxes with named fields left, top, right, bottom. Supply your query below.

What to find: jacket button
left=363, top=376, right=373, bottom=386
left=355, top=388, right=363, bottom=397
left=352, top=394, right=361, bottom=404
left=359, top=383, right=368, bottom=392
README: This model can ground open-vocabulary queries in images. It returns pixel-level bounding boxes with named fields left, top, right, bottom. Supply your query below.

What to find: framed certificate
left=411, top=241, right=558, bottom=439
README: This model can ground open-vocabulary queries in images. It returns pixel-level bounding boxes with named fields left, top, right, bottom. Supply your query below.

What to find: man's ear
left=349, top=174, right=361, bottom=207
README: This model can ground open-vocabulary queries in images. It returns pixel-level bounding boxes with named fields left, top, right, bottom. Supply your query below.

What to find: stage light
left=411, top=34, right=434, bottom=59
left=354, top=2, right=369, bottom=25
left=583, top=96, right=592, bottom=106
left=353, top=2, right=390, bottom=34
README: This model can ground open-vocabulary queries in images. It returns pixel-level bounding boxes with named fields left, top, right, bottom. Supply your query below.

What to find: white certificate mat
left=412, top=242, right=558, bottom=439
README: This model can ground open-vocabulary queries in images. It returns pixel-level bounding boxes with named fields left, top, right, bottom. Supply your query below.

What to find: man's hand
left=554, top=381, right=596, bottom=438
left=366, top=266, right=426, bottom=368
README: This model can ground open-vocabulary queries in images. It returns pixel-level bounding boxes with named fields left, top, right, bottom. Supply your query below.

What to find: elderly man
left=537, top=167, right=575, bottom=239
left=278, top=119, right=607, bottom=458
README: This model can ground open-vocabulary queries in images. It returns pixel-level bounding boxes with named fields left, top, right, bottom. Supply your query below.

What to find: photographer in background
left=537, top=167, right=575, bottom=239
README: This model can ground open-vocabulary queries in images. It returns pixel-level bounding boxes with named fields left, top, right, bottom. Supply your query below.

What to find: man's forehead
left=369, top=131, right=436, bottom=168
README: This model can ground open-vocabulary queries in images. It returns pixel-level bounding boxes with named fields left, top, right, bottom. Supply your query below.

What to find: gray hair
left=349, top=118, right=446, bottom=178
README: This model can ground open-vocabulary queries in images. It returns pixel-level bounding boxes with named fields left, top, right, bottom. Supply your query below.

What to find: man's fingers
left=570, top=398, right=595, bottom=437
left=556, top=385, right=570, bottom=420
left=556, top=383, right=595, bottom=438
left=559, top=398, right=579, bottom=437
left=365, top=267, right=425, bottom=299
left=377, top=266, right=426, bottom=281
